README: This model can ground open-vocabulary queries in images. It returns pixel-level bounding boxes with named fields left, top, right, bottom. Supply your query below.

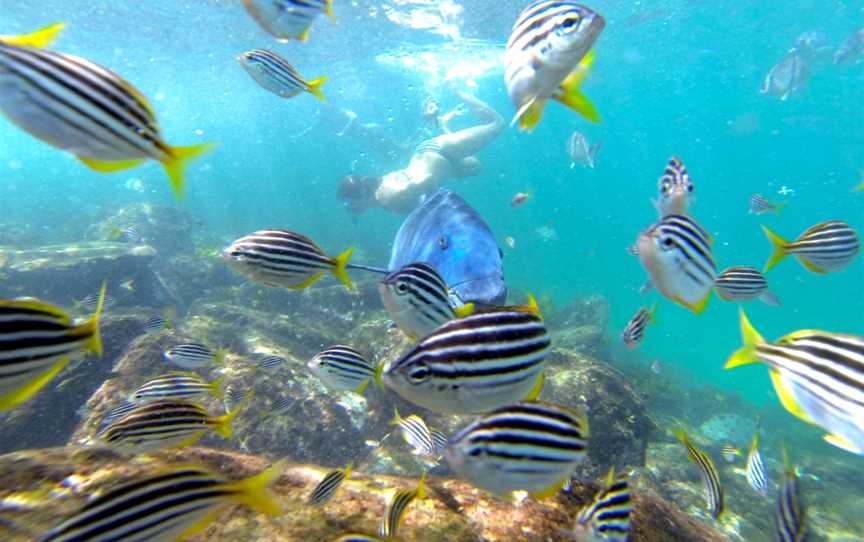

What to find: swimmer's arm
left=438, top=104, right=469, bottom=133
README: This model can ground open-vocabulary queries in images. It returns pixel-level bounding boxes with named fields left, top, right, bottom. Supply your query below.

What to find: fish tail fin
left=855, top=182, right=864, bottom=192
left=163, top=142, right=217, bottom=200
left=725, top=308, right=765, bottom=369
left=343, top=462, right=353, bottom=481
left=672, top=427, right=689, bottom=446
left=389, top=407, right=403, bottom=427
left=525, top=292, right=542, bottom=318
left=759, top=290, right=781, bottom=307
left=555, top=50, right=600, bottom=124
left=3, top=22, right=65, bottom=48
left=647, top=302, right=658, bottom=325
left=453, top=303, right=474, bottom=318
left=225, top=460, right=285, bottom=516
left=331, top=247, right=354, bottom=290
left=213, top=349, right=228, bottom=366
left=80, top=282, right=107, bottom=356
left=374, top=362, right=386, bottom=391
left=324, top=0, right=336, bottom=21
left=213, top=399, right=245, bottom=438
left=306, top=76, right=327, bottom=102
left=415, top=471, right=428, bottom=500
left=604, top=466, right=616, bottom=486
left=108, top=227, right=123, bottom=241
left=298, top=27, right=312, bottom=43
left=773, top=202, right=787, bottom=216
left=761, top=225, right=788, bottom=272
left=209, top=375, right=226, bottom=400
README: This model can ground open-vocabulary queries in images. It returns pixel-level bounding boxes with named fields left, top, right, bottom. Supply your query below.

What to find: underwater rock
left=0, top=312, right=147, bottom=454
left=0, top=445, right=734, bottom=542
left=0, top=241, right=161, bottom=307
left=551, top=323, right=607, bottom=358
left=555, top=293, right=611, bottom=330
left=543, top=348, right=651, bottom=478
left=87, top=203, right=198, bottom=258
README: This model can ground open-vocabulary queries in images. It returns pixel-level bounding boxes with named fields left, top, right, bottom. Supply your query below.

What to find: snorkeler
left=338, top=91, right=503, bottom=215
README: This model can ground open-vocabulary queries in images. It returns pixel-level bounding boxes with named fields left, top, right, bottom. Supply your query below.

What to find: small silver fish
left=566, top=131, right=600, bottom=168
left=761, top=50, right=810, bottom=101
left=749, top=193, right=785, bottom=216
left=242, top=0, right=334, bottom=43
left=834, top=27, right=864, bottom=65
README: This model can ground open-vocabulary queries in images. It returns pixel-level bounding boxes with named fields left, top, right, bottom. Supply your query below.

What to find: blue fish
left=387, top=190, right=505, bottom=306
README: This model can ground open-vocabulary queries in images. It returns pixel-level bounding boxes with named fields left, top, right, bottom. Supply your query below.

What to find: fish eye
left=559, top=16, right=580, bottom=33
left=662, top=237, right=674, bottom=247
left=408, top=363, right=431, bottom=383
left=687, top=184, right=694, bottom=192
left=660, top=181, right=671, bottom=195
left=396, top=281, right=409, bottom=294
left=437, top=236, right=448, bottom=249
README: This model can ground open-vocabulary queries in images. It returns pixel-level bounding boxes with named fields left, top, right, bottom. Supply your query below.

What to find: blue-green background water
left=1, top=0, right=862, bottom=439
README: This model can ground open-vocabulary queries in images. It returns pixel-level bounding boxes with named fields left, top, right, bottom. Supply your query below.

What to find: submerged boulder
left=87, top=203, right=198, bottom=259
left=0, top=445, right=733, bottom=542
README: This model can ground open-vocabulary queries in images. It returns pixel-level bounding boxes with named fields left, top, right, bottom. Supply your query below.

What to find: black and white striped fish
left=308, top=464, right=351, bottom=505
left=379, top=262, right=474, bottom=340
left=653, top=156, right=694, bottom=217
left=78, top=292, right=115, bottom=312
left=0, top=33, right=214, bottom=199
left=40, top=462, right=282, bottom=542
left=636, top=214, right=716, bottom=314
left=143, top=315, right=168, bottom=334
left=391, top=408, right=436, bottom=459
left=749, top=193, right=785, bottom=216
left=257, top=355, right=287, bottom=370
left=163, top=343, right=225, bottom=369
left=762, top=220, right=860, bottom=274
left=727, top=310, right=864, bottom=455
left=444, top=400, right=589, bottom=498
left=573, top=467, right=631, bottom=542
left=111, top=225, right=141, bottom=243
left=715, top=266, right=780, bottom=306
left=379, top=473, right=426, bottom=539
left=97, top=401, right=137, bottom=435
left=223, top=229, right=353, bottom=290
left=381, top=305, right=550, bottom=415
left=746, top=432, right=769, bottom=497
left=99, top=399, right=240, bottom=455
left=721, top=443, right=742, bottom=463
left=242, top=0, right=334, bottom=43
left=504, top=1, right=606, bottom=131
left=430, top=428, right=448, bottom=458
left=129, top=372, right=224, bottom=404
left=0, top=286, right=105, bottom=410
left=224, top=384, right=248, bottom=413
left=238, top=49, right=326, bottom=101
left=269, top=396, right=295, bottom=416
left=673, top=429, right=723, bottom=518
left=308, top=345, right=375, bottom=394
left=621, top=303, right=657, bottom=350
left=774, top=450, right=806, bottom=542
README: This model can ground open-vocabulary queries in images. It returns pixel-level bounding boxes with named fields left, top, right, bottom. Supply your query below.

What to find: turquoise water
left=1, top=0, right=863, bottom=539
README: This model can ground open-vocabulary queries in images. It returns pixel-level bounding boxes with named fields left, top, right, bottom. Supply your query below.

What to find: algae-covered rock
left=0, top=445, right=733, bottom=542
left=87, top=203, right=198, bottom=258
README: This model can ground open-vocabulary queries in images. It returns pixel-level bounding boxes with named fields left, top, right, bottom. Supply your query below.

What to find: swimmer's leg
left=433, top=93, right=503, bottom=160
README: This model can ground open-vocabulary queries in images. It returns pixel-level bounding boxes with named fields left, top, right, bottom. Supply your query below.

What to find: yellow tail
left=453, top=303, right=474, bottom=318
left=163, top=142, right=217, bottom=200
left=555, top=49, right=600, bottom=124
left=213, top=398, right=246, bottom=438
left=389, top=407, right=403, bottom=427
left=225, top=460, right=285, bottom=516
left=773, top=202, right=787, bottom=216
left=331, top=247, right=354, bottom=290
left=79, top=282, right=106, bottom=356
left=1, top=22, right=65, bottom=48
left=672, top=427, right=689, bottom=446
left=374, top=362, right=386, bottom=391
left=209, top=375, right=226, bottom=400
left=724, top=308, right=765, bottom=369
left=761, top=225, right=788, bottom=272
left=324, top=0, right=336, bottom=21
left=647, top=302, right=658, bottom=325
left=306, top=76, right=327, bottom=102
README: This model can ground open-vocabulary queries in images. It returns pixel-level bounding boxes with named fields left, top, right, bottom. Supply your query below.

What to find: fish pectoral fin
left=675, top=290, right=710, bottom=315
left=799, top=257, right=828, bottom=274
left=823, top=433, right=863, bottom=454
left=511, top=96, right=546, bottom=132
left=79, top=157, right=146, bottom=173
left=163, top=142, right=218, bottom=200
left=0, top=356, right=73, bottom=410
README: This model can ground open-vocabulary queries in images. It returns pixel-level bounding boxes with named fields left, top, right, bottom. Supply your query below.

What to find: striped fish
left=238, top=49, right=326, bottom=101
left=762, top=221, right=860, bottom=274
left=129, top=372, right=224, bottom=404
left=0, top=22, right=65, bottom=48
left=621, top=303, right=657, bottom=350
left=40, top=462, right=282, bottom=542
left=721, top=443, right=742, bottom=463
left=78, top=292, right=115, bottom=312
left=143, top=315, right=168, bottom=334
left=224, top=384, right=247, bottom=413
left=334, top=535, right=387, bottom=542
left=242, top=0, right=334, bottom=43
left=746, top=432, right=769, bottom=496
left=430, top=428, right=448, bottom=458
left=379, top=473, right=426, bottom=539
left=573, top=467, right=631, bottom=542
left=379, top=262, right=474, bottom=340
left=269, top=396, right=295, bottom=416
left=0, top=286, right=105, bottom=410
left=223, top=229, right=353, bottom=290
left=307, top=345, right=375, bottom=394
left=636, top=214, right=716, bottom=314
left=504, top=1, right=606, bottom=131
left=99, top=399, right=241, bottom=455
left=715, top=266, right=780, bottom=306
left=257, top=355, right=287, bottom=370
left=163, top=343, right=225, bottom=369
left=110, top=225, right=141, bottom=243
left=381, top=305, right=550, bottom=415
left=308, top=464, right=351, bottom=505
left=97, top=400, right=137, bottom=434
left=0, top=35, right=214, bottom=200
left=391, top=408, right=436, bottom=459
left=749, top=193, right=785, bottom=216
left=444, top=400, right=589, bottom=498
left=653, top=156, right=694, bottom=217
left=775, top=450, right=807, bottom=542
left=726, top=309, right=864, bottom=455
left=673, top=429, right=723, bottom=518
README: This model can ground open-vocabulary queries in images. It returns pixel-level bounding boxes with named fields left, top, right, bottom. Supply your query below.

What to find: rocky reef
left=0, top=446, right=732, bottom=542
